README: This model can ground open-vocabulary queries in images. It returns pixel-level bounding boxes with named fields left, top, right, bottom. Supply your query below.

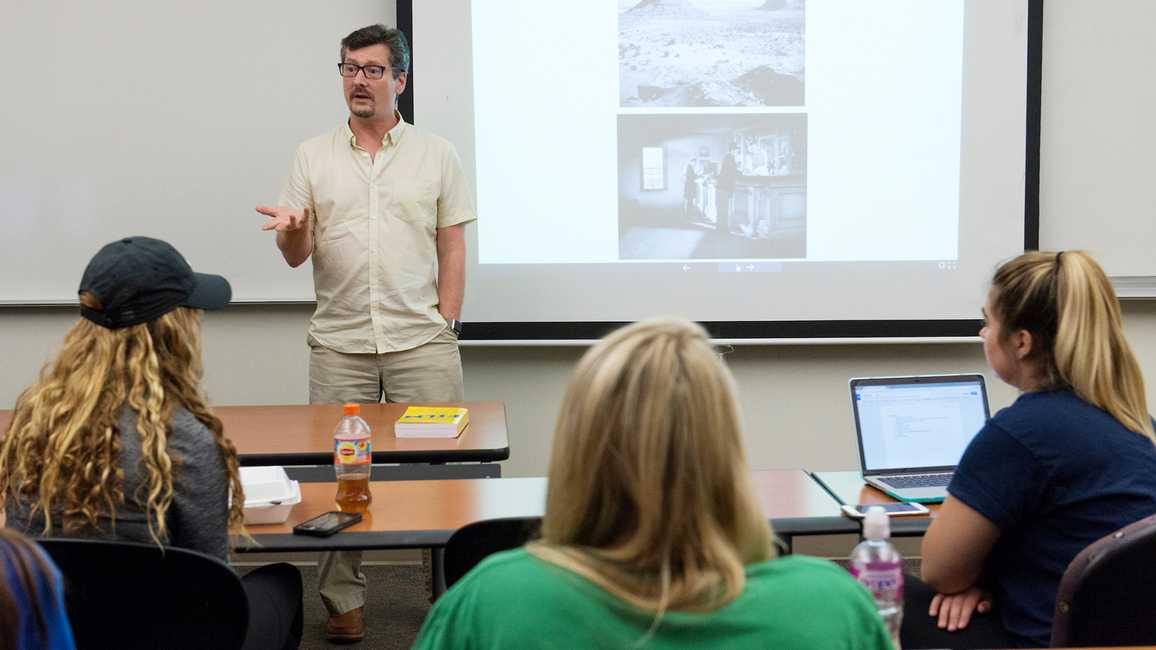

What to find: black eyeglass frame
left=337, top=63, right=402, bottom=80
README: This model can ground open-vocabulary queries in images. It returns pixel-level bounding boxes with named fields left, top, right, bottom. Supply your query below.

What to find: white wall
left=3, top=0, right=1152, bottom=480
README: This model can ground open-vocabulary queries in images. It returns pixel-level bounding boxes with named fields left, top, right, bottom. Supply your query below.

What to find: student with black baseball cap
left=2, top=237, right=304, bottom=650
left=78, top=236, right=232, bottom=329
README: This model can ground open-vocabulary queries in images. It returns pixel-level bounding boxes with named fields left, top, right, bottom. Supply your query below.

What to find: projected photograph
left=619, top=0, right=805, bottom=107
left=618, top=113, right=806, bottom=260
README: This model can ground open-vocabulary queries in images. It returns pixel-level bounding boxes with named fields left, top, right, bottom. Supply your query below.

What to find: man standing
left=257, top=24, right=475, bottom=642
left=683, top=157, right=699, bottom=217
left=716, top=141, right=741, bottom=234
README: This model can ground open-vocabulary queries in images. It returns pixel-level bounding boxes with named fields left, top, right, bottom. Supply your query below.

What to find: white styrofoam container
left=239, top=466, right=301, bottom=525
left=242, top=479, right=301, bottom=525
left=240, top=466, right=295, bottom=505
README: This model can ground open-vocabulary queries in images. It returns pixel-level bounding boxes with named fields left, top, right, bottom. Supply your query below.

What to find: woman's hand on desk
left=929, top=585, right=993, bottom=631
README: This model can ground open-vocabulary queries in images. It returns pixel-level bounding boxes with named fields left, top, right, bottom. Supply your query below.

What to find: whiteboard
left=1039, top=0, right=1156, bottom=296
left=0, top=0, right=395, bottom=303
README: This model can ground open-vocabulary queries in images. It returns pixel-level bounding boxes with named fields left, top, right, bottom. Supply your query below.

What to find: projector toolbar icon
left=717, top=262, right=784, bottom=273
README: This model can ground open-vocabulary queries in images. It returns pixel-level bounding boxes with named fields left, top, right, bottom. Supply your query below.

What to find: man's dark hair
left=341, top=24, right=410, bottom=79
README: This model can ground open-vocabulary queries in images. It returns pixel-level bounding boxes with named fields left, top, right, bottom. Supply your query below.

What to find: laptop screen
left=850, top=375, right=989, bottom=474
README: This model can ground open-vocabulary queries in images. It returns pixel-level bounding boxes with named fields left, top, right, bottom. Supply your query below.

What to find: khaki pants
left=309, top=328, right=463, bottom=615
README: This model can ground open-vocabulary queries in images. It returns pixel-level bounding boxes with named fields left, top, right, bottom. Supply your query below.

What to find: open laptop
left=849, top=374, right=990, bottom=503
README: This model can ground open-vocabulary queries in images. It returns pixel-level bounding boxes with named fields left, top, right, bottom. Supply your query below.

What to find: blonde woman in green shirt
left=414, top=317, right=891, bottom=649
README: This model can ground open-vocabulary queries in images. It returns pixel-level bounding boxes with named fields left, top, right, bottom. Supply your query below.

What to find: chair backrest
left=1051, top=513, right=1156, bottom=647
left=443, top=517, right=542, bottom=590
left=36, top=538, right=249, bottom=650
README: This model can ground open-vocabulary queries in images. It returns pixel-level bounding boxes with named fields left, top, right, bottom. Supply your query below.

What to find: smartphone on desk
left=840, top=503, right=929, bottom=519
left=292, top=511, right=363, bottom=537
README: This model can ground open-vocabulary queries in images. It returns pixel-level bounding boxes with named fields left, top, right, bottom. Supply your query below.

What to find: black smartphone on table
left=292, top=511, right=363, bottom=537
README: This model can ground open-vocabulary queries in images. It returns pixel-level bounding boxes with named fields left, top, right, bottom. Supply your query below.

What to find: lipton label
left=334, top=439, right=371, bottom=466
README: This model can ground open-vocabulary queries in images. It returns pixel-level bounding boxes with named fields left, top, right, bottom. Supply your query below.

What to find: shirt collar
left=343, top=110, right=408, bottom=149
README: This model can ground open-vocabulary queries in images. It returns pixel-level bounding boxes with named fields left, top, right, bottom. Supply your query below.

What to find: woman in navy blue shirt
left=909, top=251, right=1156, bottom=648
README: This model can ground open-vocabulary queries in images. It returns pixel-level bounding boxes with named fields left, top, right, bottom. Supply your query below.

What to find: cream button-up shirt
left=278, top=114, right=476, bottom=354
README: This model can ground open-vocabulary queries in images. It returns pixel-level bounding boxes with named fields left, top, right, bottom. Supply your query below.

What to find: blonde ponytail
left=992, top=251, right=1154, bottom=442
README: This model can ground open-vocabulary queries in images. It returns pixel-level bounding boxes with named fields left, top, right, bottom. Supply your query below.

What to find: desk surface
left=811, top=470, right=939, bottom=536
left=219, top=401, right=510, bottom=466
left=2, top=402, right=510, bottom=466
left=239, top=469, right=856, bottom=552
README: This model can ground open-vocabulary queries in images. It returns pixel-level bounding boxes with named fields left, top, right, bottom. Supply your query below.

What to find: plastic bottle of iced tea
left=333, top=404, right=372, bottom=513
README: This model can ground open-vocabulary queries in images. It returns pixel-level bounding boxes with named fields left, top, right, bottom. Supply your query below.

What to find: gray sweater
left=6, top=405, right=230, bottom=560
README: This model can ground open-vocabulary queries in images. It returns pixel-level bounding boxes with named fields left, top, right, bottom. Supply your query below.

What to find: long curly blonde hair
left=0, top=293, right=245, bottom=546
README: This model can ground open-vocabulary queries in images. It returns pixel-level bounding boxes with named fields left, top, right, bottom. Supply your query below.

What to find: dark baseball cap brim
left=184, top=272, right=232, bottom=311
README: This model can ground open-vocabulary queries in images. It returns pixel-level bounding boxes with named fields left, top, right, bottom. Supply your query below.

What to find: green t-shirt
left=414, top=549, right=892, bottom=650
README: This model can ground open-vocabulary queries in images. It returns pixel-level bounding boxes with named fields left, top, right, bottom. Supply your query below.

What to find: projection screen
left=413, top=0, right=1040, bottom=340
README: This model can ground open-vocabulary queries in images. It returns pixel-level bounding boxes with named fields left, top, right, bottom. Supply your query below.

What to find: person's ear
left=1010, top=328, right=1034, bottom=360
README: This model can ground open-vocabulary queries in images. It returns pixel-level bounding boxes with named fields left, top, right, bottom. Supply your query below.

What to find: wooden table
left=1, top=402, right=510, bottom=467
left=2, top=402, right=509, bottom=466
left=810, top=470, right=940, bottom=536
left=3, top=402, right=509, bottom=482
left=238, top=469, right=856, bottom=553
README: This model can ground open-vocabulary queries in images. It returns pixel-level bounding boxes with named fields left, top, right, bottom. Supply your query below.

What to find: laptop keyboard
left=879, top=473, right=953, bottom=489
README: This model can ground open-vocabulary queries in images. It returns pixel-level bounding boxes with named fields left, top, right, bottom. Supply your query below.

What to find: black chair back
left=443, top=517, right=542, bottom=590
left=1052, top=513, right=1156, bottom=647
left=37, top=538, right=249, bottom=650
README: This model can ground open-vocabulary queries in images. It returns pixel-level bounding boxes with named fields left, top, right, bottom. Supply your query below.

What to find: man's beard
left=350, top=89, right=376, bottom=118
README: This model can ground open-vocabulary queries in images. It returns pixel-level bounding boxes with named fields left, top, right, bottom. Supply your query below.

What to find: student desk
left=217, top=401, right=509, bottom=466
left=237, top=469, right=857, bottom=554
left=0, top=402, right=510, bottom=466
left=810, top=470, right=940, bottom=536
left=0, top=402, right=510, bottom=482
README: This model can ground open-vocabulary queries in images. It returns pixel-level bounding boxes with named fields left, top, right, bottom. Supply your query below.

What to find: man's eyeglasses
left=338, top=63, right=399, bottom=80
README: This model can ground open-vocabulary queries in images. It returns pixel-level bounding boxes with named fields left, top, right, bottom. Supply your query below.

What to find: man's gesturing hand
left=257, top=205, right=310, bottom=232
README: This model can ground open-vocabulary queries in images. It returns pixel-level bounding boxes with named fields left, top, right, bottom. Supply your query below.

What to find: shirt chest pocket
left=386, top=180, right=437, bottom=226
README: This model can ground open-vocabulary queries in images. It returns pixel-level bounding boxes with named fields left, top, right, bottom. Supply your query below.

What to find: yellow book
left=395, top=407, right=469, bottom=438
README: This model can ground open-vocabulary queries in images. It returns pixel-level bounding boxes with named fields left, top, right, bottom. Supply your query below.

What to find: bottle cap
left=343, top=404, right=360, bottom=416
left=863, top=506, right=891, bottom=541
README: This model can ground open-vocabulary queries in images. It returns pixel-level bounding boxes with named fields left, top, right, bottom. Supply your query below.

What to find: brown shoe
left=326, top=606, right=364, bottom=643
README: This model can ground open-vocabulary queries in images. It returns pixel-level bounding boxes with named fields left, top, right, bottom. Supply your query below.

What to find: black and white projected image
left=619, top=0, right=805, bottom=107
left=618, top=113, right=806, bottom=260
